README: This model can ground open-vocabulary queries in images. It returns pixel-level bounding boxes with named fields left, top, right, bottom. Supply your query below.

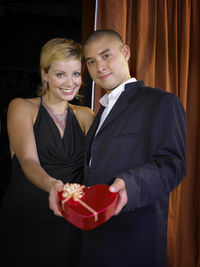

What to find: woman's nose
left=65, top=77, right=74, bottom=87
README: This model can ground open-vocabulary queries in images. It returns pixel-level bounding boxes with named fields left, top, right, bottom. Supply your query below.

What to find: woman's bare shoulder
left=70, top=104, right=95, bottom=134
left=9, top=97, right=40, bottom=109
left=70, top=104, right=95, bottom=120
left=8, top=97, right=41, bottom=121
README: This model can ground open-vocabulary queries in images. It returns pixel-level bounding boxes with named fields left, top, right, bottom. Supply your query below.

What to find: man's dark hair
left=84, top=29, right=124, bottom=47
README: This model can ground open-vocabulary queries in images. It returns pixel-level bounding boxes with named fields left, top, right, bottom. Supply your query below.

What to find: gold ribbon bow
left=61, top=183, right=98, bottom=221
left=62, top=183, right=85, bottom=202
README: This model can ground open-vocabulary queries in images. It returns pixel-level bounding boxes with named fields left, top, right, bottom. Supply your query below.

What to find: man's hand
left=49, top=180, right=64, bottom=217
left=109, top=178, right=128, bottom=215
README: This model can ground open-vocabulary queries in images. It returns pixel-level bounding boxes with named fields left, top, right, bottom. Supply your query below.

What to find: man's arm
left=110, top=93, right=186, bottom=214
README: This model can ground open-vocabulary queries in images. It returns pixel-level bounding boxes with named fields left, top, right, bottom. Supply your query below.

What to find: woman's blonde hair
left=38, top=38, right=82, bottom=96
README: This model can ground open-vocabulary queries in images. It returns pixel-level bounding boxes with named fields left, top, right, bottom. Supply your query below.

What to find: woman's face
left=42, top=58, right=82, bottom=102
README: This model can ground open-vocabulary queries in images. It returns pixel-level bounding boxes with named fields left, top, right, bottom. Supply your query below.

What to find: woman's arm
left=8, top=98, right=64, bottom=216
left=7, top=98, right=57, bottom=192
left=72, top=105, right=95, bottom=135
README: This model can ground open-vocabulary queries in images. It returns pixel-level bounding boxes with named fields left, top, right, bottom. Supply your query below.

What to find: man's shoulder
left=138, top=83, right=167, bottom=95
left=140, top=86, right=184, bottom=112
left=126, top=81, right=183, bottom=109
left=126, top=80, right=165, bottom=95
left=134, top=82, right=178, bottom=100
left=126, top=81, right=167, bottom=99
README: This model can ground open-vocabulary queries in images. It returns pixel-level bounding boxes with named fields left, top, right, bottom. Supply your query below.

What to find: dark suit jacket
left=80, top=81, right=186, bottom=267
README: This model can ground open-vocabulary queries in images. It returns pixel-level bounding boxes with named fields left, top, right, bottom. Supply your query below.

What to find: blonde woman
left=0, top=38, right=94, bottom=267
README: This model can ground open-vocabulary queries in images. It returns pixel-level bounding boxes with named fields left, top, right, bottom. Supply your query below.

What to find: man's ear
left=121, top=45, right=131, bottom=61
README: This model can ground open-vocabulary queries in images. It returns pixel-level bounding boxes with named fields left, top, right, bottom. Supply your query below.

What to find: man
left=79, top=29, right=186, bottom=267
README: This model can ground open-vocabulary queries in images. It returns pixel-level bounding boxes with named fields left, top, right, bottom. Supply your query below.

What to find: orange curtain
left=82, top=0, right=200, bottom=266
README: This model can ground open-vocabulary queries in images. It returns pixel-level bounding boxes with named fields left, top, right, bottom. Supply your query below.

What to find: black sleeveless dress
left=0, top=101, right=86, bottom=267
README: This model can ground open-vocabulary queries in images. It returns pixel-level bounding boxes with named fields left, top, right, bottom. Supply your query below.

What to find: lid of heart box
left=58, top=184, right=118, bottom=230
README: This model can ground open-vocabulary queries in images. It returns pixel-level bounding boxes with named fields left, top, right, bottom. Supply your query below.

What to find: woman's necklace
left=42, top=97, right=68, bottom=132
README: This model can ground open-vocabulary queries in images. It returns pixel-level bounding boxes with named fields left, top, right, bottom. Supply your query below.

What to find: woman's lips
left=60, top=88, right=75, bottom=94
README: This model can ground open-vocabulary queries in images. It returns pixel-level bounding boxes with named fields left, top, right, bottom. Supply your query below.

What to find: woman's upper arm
left=7, top=98, right=39, bottom=164
left=78, top=107, right=95, bottom=135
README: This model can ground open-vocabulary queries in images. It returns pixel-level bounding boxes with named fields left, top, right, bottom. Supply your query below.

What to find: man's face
left=84, top=36, right=131, bottom=92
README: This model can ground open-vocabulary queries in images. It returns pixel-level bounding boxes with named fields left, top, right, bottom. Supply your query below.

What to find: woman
left=0, top=38, right=94, bottom=267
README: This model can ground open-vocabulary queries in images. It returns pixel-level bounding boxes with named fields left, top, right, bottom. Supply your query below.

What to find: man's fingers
left=109, top=178, right=128, bottom=215
left=109, top=178, right=125, bottom=192
left=113, top=188, right=127, bottom=215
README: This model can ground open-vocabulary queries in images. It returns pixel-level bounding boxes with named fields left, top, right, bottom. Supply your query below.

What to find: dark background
left=0, top=0, right=93, bottom=201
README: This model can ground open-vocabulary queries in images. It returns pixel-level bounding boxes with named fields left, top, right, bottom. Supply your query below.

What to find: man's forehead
left=84, top=36, right=121, bottom=57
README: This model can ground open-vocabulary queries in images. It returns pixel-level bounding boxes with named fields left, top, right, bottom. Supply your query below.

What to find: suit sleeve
left=118, top=93, right=187, bottom=212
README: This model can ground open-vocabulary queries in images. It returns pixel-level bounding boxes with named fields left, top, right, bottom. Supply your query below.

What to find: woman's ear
left=41, top=68, right=48, bottom=81
left=121, top=45, right=131, bottom=61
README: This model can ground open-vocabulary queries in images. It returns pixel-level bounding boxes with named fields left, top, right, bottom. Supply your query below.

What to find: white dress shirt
left=89, top=78, right=137, bottom=166
left=95, top=77, right=137, bottom=134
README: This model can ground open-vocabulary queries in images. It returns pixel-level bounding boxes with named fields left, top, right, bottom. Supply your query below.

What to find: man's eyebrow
left=84, top=56, right=93, bottom=62
left=84, top=48, right=111, bottom=62
left=99, top=48, right=110, bottom=55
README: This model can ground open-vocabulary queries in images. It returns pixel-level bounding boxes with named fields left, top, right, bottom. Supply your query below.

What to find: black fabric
left=80, top=81, right=186, bottom=267
left=0, top=101, right=85, bottom=267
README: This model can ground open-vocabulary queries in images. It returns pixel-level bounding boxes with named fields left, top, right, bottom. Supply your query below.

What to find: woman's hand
left=49, top=180, right=64, bottom=216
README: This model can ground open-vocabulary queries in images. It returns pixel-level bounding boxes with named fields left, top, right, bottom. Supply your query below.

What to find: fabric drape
left=82, top=0, right=200, bottom=266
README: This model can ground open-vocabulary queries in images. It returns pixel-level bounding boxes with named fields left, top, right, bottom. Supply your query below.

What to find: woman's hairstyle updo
left=38, top=38, right=82, bottom=96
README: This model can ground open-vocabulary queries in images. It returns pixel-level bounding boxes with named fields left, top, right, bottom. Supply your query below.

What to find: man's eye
left=104, top=54, right=110, bottom=59
left=87, top=60, right=94, bottom=66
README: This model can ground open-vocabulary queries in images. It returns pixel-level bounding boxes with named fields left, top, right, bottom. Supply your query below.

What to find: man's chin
left=95, top=81, right=115, bottom=92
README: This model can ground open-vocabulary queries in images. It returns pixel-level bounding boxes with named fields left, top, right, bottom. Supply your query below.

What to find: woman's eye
left=56, top=73, right=64, bottom=78
left=73, top=72, right=81, bottom=77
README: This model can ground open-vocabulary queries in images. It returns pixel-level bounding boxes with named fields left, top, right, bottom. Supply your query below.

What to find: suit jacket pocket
left=113, top=132, right=141, bottom=151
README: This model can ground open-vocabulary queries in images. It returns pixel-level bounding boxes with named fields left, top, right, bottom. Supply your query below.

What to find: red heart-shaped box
left=58, top=184, right=118, bottom=231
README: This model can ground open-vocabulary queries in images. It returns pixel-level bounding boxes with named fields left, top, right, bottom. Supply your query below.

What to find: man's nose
left=96, top=60, right=106, bottom=72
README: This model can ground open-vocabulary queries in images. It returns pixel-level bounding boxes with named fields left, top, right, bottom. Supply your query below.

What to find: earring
left=44, top=80, right=49, bottom=100
left=45, top=80, right=48, bottom=92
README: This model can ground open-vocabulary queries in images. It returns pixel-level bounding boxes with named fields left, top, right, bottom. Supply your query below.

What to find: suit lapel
left=86, top=81, right=145, bottom=163
left=96, top=81, right=145, bottom=135
left=96, top=94, right=129, bottom=136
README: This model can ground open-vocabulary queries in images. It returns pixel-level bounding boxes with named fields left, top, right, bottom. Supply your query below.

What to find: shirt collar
left=99, top=78, right=137, bottom=107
